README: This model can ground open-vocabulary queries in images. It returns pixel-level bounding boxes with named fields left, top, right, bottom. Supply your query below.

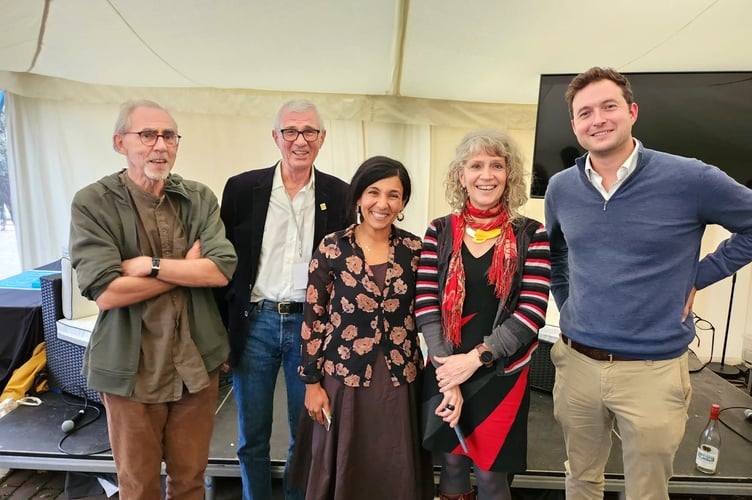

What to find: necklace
left=357, top=226, right=376, bottom=253
left=465, top=226, right=501, bottom=243
left=357, top=225, right=390, bottom=254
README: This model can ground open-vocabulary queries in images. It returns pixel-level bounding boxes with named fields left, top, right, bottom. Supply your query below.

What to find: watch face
left=150, top=257, right=160, bottom=277
left=480, top=350, right=493, bottom=363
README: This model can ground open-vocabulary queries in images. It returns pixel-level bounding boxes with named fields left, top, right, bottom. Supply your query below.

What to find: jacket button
left=243, top=310, right=249, bottom=317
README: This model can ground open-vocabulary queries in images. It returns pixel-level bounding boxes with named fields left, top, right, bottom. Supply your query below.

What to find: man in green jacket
left=69, top=100, right=237, bottom=500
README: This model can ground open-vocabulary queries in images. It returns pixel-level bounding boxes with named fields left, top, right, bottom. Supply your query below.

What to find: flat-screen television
left=530, top=72, right=752, bottom=198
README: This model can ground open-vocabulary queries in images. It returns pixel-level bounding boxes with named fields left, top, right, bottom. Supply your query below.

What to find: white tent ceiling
left=1, top=0, right=751, bottom=105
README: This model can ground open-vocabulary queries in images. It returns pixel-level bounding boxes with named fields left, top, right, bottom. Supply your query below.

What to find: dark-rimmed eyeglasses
left=279, top=128, right=320, bottom=142
left=124, top=130, right=181, bottom=147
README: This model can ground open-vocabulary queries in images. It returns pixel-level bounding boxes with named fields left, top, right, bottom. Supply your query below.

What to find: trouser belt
left=255, top=300, right=304, bottom=314
left=561, top=333, right=640, bottom=362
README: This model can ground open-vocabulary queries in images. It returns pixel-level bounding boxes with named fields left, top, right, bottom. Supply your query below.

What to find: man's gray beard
left=144, top=166, right=169, bottom=181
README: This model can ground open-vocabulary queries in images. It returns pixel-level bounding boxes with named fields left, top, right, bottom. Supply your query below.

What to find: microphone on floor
left=61, top=409, right=86, bottom=433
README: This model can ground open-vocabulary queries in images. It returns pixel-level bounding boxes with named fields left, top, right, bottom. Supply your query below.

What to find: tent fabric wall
left=3, top=93, right=413, bottom=266
left=2, top=72, right=537, bottom=272
left=0, top=73, right=534, bottom=268
left=0, top=71, right=536, bottom=129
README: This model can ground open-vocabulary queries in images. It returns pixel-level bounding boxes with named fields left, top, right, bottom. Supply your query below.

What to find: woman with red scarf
left=415, top=130, right=551, bottom=500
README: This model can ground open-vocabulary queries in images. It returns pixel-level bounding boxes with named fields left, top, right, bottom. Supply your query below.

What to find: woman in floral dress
left=295, top=155, right=434, bottom=500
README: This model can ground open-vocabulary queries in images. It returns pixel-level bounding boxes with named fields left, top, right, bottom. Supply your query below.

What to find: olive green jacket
left=69, top=170, right=237, bottom=397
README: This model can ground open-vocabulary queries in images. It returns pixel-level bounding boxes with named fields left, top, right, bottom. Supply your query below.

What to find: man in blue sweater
left=544, top=67, right=752, bottom=500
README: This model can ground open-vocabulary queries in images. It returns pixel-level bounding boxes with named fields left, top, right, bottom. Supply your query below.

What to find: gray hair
left=113, top=100, right=178, bottom=135
left=274, top=99, right=325, bottom=131
left=445, top=129, right=528, bottom=219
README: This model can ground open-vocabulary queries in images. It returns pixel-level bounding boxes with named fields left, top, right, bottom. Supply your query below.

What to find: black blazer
left=218, top=163, right=350, bottom=366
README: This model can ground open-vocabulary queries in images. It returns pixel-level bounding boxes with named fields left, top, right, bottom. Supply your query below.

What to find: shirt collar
left=584, top=138, right=641, bottom=182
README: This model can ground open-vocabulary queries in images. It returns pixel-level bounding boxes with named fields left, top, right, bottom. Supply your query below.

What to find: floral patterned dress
left=293, top=224, right=434, bottom=500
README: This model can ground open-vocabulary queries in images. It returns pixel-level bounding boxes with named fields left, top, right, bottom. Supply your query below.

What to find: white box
left=56, top=315, right=97, bottom=348
left=538, top=324, right=560, bottom=344
left=61, top=255, right=99, bottom=320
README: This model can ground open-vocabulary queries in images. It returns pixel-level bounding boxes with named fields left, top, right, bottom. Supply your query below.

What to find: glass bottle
left=695, top=403, right=721, bottom=474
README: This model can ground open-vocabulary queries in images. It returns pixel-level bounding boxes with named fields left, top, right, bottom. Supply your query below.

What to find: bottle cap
left=710, top=403, right=720, bottom=418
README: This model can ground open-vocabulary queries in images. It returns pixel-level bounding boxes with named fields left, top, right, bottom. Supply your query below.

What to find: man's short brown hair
left=565, top=67, right=634, bottom=118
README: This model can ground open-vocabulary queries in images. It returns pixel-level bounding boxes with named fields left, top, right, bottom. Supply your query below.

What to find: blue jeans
left=234, top=306, right=306, bottom=500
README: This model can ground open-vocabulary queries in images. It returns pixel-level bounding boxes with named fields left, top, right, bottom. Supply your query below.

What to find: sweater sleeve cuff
left=420, top=321, right=452, bottom=367
left=485, top=320, right=536, bottom=359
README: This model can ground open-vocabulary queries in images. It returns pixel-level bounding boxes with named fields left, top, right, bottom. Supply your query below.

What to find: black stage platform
left=0, top=367, right=750, bottom=497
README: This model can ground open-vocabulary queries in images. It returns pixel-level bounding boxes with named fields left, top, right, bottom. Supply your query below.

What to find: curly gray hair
left=444, top=129, right=528, bottom=219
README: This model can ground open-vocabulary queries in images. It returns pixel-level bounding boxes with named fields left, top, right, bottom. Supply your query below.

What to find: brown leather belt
left=560, top=334, right=640, bottom=362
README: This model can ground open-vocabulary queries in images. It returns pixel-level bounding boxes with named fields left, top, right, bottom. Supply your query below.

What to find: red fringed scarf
left=441, top=201, right=518, bottom=346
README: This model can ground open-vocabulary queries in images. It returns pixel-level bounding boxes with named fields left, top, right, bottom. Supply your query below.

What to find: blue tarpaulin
left=0, top=269, right=59, bottom=290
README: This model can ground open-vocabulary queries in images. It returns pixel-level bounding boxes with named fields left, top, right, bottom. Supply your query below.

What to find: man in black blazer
left=219, top=99, right=350, bottom=500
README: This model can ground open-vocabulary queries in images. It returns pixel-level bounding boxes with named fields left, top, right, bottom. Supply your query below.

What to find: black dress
left=422, top=244, right=531, bottom=472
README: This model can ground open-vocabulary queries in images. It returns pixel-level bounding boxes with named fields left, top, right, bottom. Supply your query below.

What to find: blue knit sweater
left=544, top=146, right=752, bottom=359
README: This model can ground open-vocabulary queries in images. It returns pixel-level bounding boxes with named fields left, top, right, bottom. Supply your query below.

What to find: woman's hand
left=433, top=352, right=483, bottom=392
left=435, top=386, right=463, bottom=428
left=304, top=382, right=332, bottom=427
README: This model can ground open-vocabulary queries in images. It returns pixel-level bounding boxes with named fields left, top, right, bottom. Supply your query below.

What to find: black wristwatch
left=149, top=257, right=160, bottom=278
left=475, top=343, right=494, bottom=368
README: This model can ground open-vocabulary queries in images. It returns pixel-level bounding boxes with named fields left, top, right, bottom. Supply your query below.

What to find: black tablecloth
left=0, top=289, right=44, bottom=393
left=0, top=260, right=61, bottom=393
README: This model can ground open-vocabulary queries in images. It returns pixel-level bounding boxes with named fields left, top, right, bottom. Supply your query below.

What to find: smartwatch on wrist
left=149, top=257, right=160, bottom=278
left=475, top=343, right=494, bottom=368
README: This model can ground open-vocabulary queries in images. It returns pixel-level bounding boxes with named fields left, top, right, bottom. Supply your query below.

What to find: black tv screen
left=530, top=72, right=752, bottom=198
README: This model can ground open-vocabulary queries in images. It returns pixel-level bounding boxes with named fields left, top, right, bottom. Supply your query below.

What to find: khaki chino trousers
left=551, top=340, right=691, bottom=500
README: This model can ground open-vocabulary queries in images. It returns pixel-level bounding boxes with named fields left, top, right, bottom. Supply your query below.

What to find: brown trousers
left=101, top=372, right=219, bottom=500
